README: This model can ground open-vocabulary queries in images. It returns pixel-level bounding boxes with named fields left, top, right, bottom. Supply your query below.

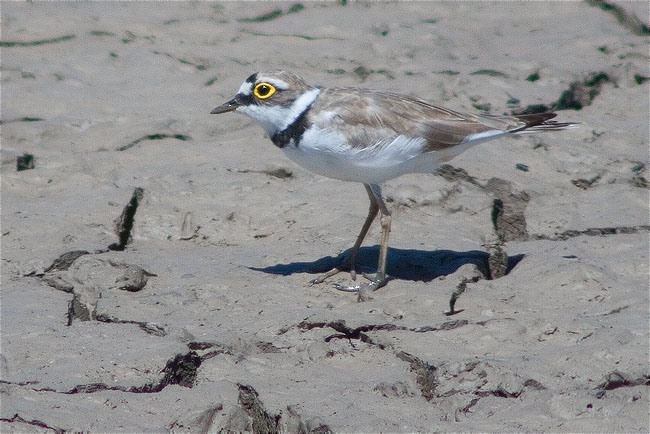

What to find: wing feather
left=308, top=87, right=572, bottom=156
left=310, top=88, right=535, bottom=150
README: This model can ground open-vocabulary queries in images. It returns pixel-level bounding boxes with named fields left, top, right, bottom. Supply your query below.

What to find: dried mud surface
left=2, top=2, right=649, bottom=432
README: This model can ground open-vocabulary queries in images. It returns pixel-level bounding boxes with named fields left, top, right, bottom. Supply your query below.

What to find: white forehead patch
left=238, top=81, right=253, bottom=96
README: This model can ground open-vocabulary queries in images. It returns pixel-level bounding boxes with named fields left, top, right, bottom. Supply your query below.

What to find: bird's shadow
left=249, top=246, right=524, bottom=282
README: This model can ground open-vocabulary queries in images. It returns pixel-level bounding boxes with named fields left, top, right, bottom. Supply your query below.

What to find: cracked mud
left=2, top=2, right=648, bottom=432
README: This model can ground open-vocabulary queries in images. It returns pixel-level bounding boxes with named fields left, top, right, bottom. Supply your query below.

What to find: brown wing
left=310, top=87, right=557, bottom=151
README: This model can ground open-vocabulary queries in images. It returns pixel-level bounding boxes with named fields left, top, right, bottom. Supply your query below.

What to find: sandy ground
left=1, top=1, right=649, bottom=432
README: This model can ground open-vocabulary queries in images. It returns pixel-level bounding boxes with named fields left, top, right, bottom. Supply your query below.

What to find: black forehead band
left=246, top=73, right=258, bottom=84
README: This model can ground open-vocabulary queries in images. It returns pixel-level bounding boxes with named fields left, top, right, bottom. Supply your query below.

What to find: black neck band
left=271, top=101, right=314, bottom=149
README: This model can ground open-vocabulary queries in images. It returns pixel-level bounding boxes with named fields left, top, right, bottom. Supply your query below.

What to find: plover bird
left=211, top=70, right=573, bottom=292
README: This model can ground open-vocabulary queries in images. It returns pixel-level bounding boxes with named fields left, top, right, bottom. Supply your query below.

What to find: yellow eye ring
left=253, top=82, right=276, bottom=100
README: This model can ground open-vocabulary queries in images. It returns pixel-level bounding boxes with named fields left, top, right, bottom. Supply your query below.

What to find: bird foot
left=309, top=255, right=358, bottom=286
left=331, top=273, right=388, bottom=293
left=309, top=266, right=356, bottom=286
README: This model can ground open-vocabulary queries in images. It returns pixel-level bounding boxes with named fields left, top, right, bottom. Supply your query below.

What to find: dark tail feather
left=516, top=113, right=557, bottom=126
left=513, top=113, right=577, bottom=132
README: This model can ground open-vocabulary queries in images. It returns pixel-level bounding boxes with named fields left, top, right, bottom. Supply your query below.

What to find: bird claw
left=309, top=260, right=357, bottom=286
left=331, top=273, right=389, bottom=293
left=308, top=276, right=326, bottom=286
left=332, top=282, right=362, bottom=292
left=309, top=266, right=344, bottom=286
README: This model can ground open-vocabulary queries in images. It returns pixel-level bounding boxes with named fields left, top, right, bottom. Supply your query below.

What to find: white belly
left=281, top=127, right=441, bottom=183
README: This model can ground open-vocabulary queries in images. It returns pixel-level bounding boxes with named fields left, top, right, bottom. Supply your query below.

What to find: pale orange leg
left=331, top=184, right=392, bottom=292
left=310, top=184, right=391, bottom=292
left=309, top=184, right=379, bottom=285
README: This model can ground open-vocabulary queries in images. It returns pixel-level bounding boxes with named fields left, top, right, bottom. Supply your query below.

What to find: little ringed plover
left=211, top=70, right=574, bottom=292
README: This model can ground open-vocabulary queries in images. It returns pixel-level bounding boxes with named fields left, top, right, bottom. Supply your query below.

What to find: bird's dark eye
left=253, top=82, right=276, bottom=99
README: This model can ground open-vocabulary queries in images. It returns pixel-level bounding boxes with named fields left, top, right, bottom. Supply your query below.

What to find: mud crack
left=296, top=318, right=468, bottom=348
left=237, top=384, right=280, bottom=434
left=396, top=351, right=438, bottom=401
left=94, top=313, right=166, bottom=336
left=39, top=251, right=156, bottom=328
left=530, top=224, right=650, bottom=241
left=116, top=133, right=191, bottom=151
left=109, top=187, right=144, bottom=251
left=64, top=351, right=201, bottom=394
left=596, top=371, right=650, bottom=392
left=235, top=384, right=333, bottom=434
left=0, top=413, right=65, bottom=434
left=587, top=0, right=650, bottom=36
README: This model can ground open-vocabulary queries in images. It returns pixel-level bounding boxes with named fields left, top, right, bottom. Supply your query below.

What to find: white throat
left=238, top=88, right=321, bottom=136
